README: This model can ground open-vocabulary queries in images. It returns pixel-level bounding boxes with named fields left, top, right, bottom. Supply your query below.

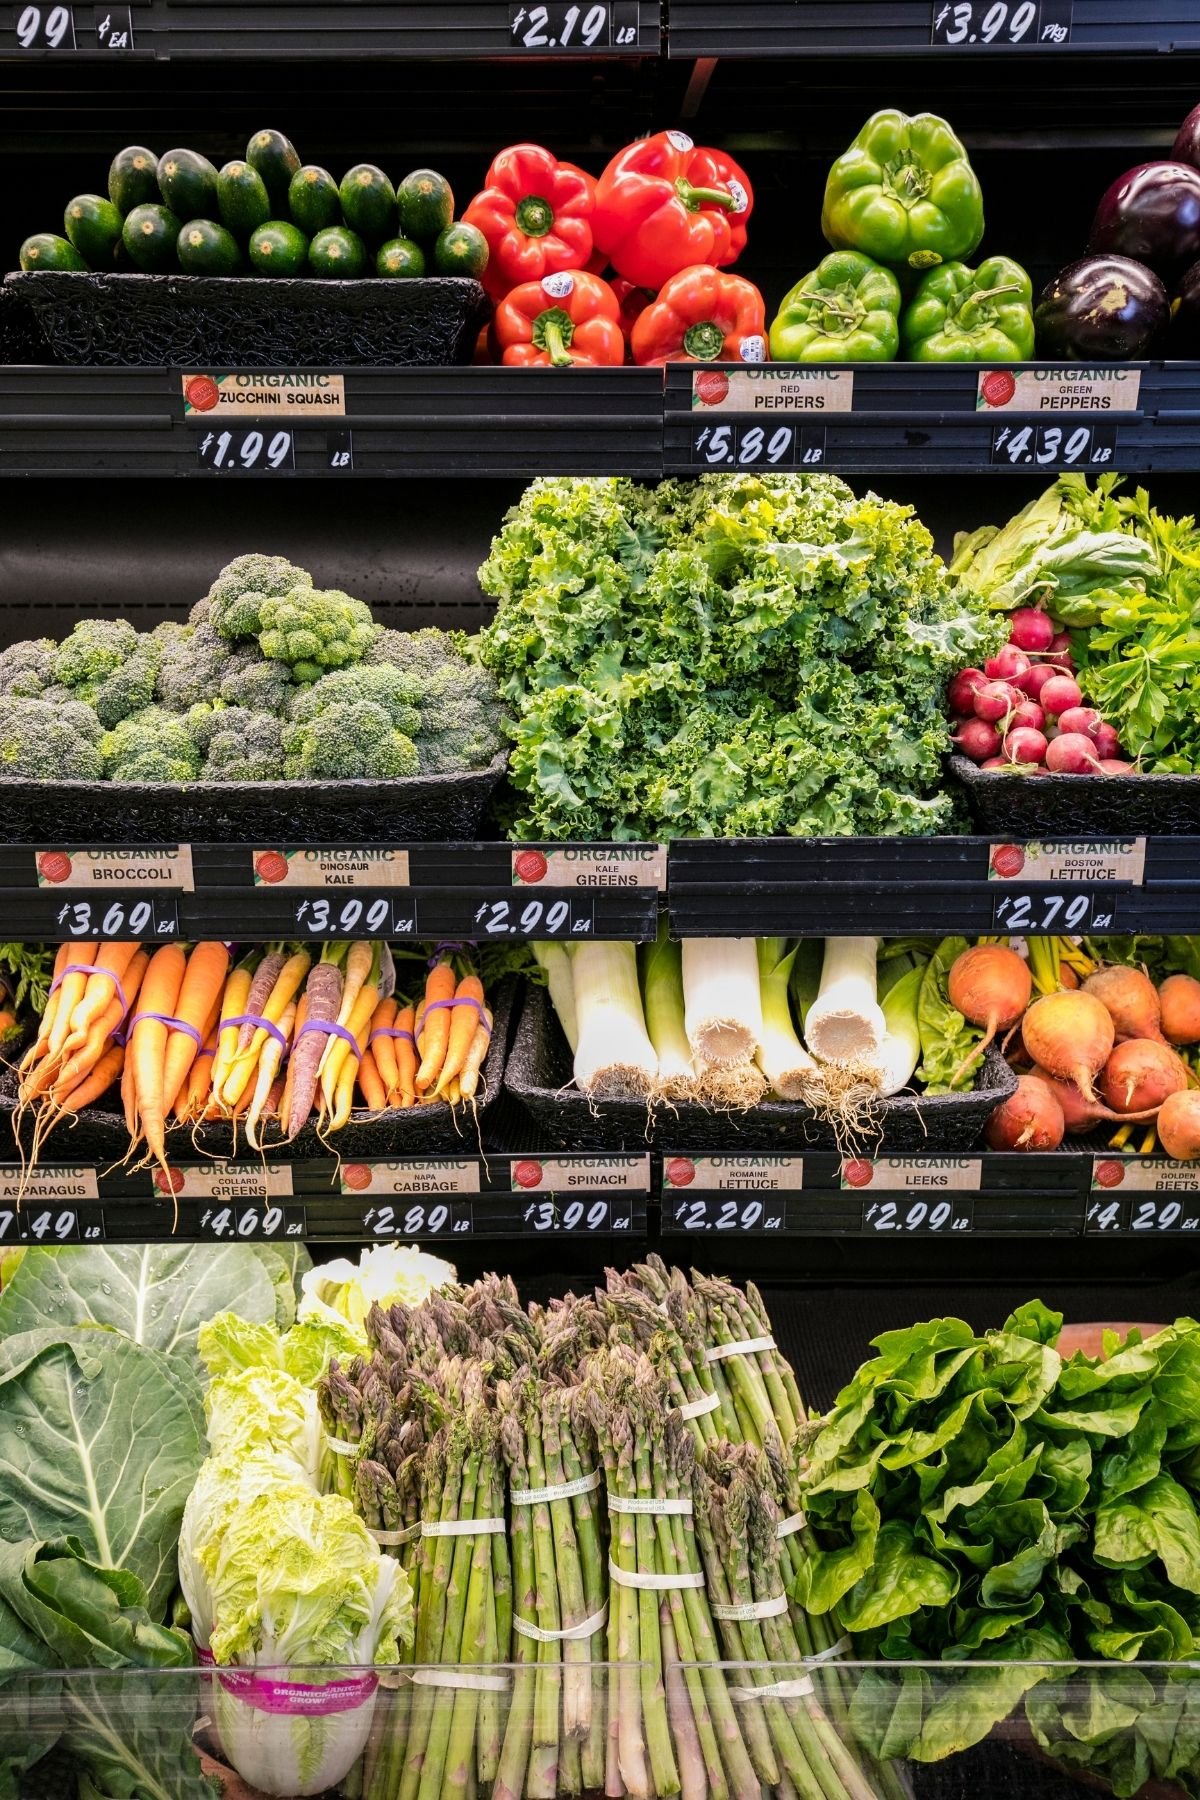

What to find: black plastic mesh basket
left=6, top=270, right=489, bottom=368
left=505, top=981, right=1016, bottom=1154
left=951, top=755, right=1200, bottom=836
left=0, top=753, right=506, bottom=845
left=0, top=279, right=48, bottom=364
left=0, top=982, right=512, bottom=1166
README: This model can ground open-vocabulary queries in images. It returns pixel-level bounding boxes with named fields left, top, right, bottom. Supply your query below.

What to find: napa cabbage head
left=199, top=1310, right=365, bottom=1385
left=298, top=1243, right=455, bottom=1333
left=204, top=1365, right=324, bottom=1487
left=178, top=1449, right=317, bottom=1652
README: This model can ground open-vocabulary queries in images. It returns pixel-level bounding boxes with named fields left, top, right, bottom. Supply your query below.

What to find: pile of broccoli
left=0, top=554, right=506, bottom=785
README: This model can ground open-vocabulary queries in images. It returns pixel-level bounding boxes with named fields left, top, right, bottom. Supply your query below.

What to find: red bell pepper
left=462, top=143, right=597, bottom=301
left=631, top=265, right=767, bottom=365
left=611, top=276, right=656, bottom=340
left=493, top=269, right=625, bottom=368
left=592, top=130, right=754, bottom=290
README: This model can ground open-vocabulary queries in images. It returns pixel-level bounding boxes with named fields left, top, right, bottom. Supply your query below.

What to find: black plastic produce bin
left=950, top=754, right=1200, bottom=836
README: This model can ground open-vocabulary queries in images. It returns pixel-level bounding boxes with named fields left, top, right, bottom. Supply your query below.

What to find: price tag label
left=1088, top=1157, right=1200, bottom=1232
left=49, top=896, right=179, bottom=939
left=991, top=421, right=1114, bottom=468
left=291, top=895, right=405, bottom=936
left=92, top=4, right=132, bottom=47
left=359, top=1200, right=473, bottom=1237
left=992, top=888, right=1116, bottom=932
left=510, top=1156, right=649, bottom=1193
left=327, top=430, right=353, bottom=471
left=931, top=0, right=1072, bottom=43
left=512, top=846, right=667, bottom=890
left=12, top=2, right=76, bottom=46
left=666, top=1194, right=787, bottom=1233
left=520, top=1197, right=633, bottom=1232
left=342, top=1162, right=480, bottom=1197
left=452, top=894, right=595, bottom=938
left=690, top=420, right=825, bottom=469
left=35, top=845, right=194, bottom=891
left=509, top=2, right=639, bottom=49
left=197, top=1203, right=306, bottom=1240
left=196, top=427, right=295, bottom=473
left=663, top=1155, right=802, bottom=1192
left=861, top=1196, right=974, bottom=1233
left=0, top=1205, right=84, bottom=1242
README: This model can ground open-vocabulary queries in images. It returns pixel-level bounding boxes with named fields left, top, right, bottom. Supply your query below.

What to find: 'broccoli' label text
left=34, top=846, right=194, bottom=891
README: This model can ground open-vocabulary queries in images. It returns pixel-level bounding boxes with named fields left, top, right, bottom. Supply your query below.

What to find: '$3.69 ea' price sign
left=196, top=427, right=295, bottom=473
left=991, top=421, right=1115, bottom=468
left=52, top=896, right=179, bottom=939
left=691, top=421, right=825, bottom=469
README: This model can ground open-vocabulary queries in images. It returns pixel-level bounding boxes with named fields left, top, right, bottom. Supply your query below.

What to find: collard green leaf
left=0, top=1538, right=192, bottom=1671
left=61, top=1669, right=220, bottom=1800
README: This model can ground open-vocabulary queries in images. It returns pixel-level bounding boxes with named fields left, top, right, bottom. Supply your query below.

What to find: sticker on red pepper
left=541, top=271, right=575, bottom=299
left=666, top=131, right=694, bottom=152
left=727, top=178, right=749, bottom=214
left=738, top=335, right=766, bottom=363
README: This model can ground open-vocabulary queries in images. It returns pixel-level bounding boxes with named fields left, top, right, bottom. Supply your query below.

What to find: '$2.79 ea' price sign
left=691, top=421, right=825, bottom=469
left=991, top=421, right=1115, bottom=468
left=992, top=888, right=1115, bottom=932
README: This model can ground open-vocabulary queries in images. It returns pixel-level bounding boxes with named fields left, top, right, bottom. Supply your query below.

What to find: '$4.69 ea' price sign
left=991, top=421, right=1115, bottom=468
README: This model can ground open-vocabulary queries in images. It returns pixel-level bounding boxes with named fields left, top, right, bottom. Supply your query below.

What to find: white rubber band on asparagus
left=421, top=1517, right=506, bottom=1538
left=608, top=1494, right=693, bottom=1516
left=608, top=1559, right=705, bottom=1592
left=704, top=1336, right=777, bottom=1363
left=777, top=1511, right=806, bottom=1539
left=325, top=1435, right=361, bottom=1456
left=676, top=1390, right=721, bottom=1421
left=411, top=1669, right=511, bottom=1693
left=728, top=1676, right=815, bottom=1702
left=805, top=1635, right=851, bottom=1665
left=511, top=1470, right=601, bottom=1506
left=370, top=1524, right=420, bottom=1546
left=512, top=1602, right=609, bottom=1644
left=710, top=1594, right=789, bottom=1622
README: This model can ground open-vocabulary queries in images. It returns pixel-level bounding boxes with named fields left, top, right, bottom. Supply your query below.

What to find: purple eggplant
left=1035, top=256, right=1169, bottom=361
left=1172, top=258, right=1200, bottom=356
left=1173, top=104, right=1200, bottom=170
left=1088, top=160, right=1200, bottom=284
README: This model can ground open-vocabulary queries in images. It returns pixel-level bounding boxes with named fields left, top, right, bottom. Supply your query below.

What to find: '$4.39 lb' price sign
left=991, top=421, right=1116, bottom=468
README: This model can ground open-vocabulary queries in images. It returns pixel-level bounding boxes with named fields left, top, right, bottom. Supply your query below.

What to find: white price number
left=54, top=897, right=178, bottom=939
left=931, top=0, right=1072, bottom=43
left=522, top=1199, right=628, bottom=1232
left=473, top=897, right=592, bottom=937
left=992, top=889, right=1113, bottom=933
left=1130, top=1197, right=1200, bottom=1233
left=1086, top=1198, right=1124, bottom=1233
left=363, top=1202, right=471, bottom=1237
left=863, top=1198, right=973, bottom=1234
left=294, top=896, right=393, bottom=935
left=991, top=422, right=1114, bottom=468
left=0, top=1207, right=80, bottom=1242
left=196, top=428, right=295, bottom=473
left=15, top=3, right=75, bottom=46
left=692, top=422, right=814, bottom=469
left=200, top=1204, right=299, bottom=1239
left=510, top=3, right=636, bottom=48
left=671, top=1196, right=787, bottom=1233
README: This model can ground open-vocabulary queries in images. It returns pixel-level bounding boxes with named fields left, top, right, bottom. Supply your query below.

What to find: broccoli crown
left=184, top=700, right=227, bottom=754
left=59, top=698, right=104, bottom=745
left=409, top=661, right=505, bottom=773
left=188, top=597, right=212, bottom=628
left=203, top=708, right=285, bottom=783
left=206, top=554, right=312, bottom=642
left=258, top=588, right=379, bottom=683
left=90, top=649, right=160, bottom=729
left=0, top=639, right=56, bottom=699
left=156, top=622, right=233, bottom=712
left=0, top=697, right=103, bottom=782
left=101, top=707, right=201, bottom=782
left=366, top=625, right=460, bottom=682
left=286, top=664, right=422, bottom=734
left=218, top=646, right=293, bottom=715
left=53, top=618, right=140, bottom=692
left=282, top=701, right=419, bottom=780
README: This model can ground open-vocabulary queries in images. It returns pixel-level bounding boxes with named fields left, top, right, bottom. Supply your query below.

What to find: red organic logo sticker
left=695, top=370, right=730, bottom=407
left=37, top=851, right=72, bottom=884
left=513, top=1159, right=544, bottom=1190
left=665, top=1157, right=696, bottom=1188
left=990, top=844, right=1025, bottom=879
left=154, top=1167, right=185, bottom=1196
left=1094, top=1160, right=1126, bottom=1190
left=254, top=851, right=289, bottom=885
left=185, top=374, right=220, bottom=413
left=843, top=1159, right=874, bottom=1189
left=342, top=1164, right=373, bottom=1192
left=980, top=371, right=1017, bottom=408
left=513, top=849, right=548, bottom=885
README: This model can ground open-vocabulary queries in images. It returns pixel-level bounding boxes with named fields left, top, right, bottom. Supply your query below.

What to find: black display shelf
left=666, top=0, right=1200, bottom=57
left=0, top=366, right=665, bottom=479
left=0, top=841, right=666, bottom=942
left=0, top=0, right=660, bottom=59
left=664, top=362, right=1200, bottom=478
left=667, top=835, right=1200, bottom=938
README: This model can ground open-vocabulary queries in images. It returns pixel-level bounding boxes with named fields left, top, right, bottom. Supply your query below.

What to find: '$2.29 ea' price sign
left=991, top=421, right=1115, bottom=468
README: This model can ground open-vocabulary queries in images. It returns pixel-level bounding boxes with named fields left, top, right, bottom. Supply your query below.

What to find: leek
left=788, top=937, right=823, bottom=1031
left=804, top=937, right=886, bottom=1065
left=682, top=937, right=763, bottom=1069
left=755, top=939, right=817, bottom=1100
left=569, top=940, right=657, bottom=1099
left=640, top=932, right=696, bottom=1100
left=870, top=962, right=926, bottom=1096
left=533, top=940, right=579, bottom=1053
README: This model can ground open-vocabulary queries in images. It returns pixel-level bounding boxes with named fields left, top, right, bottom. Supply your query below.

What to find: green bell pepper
left=901, top=256, right=1035, bottom=361
left=769, top=251, right=902, bottom=362
left=821, top=109, right=984, bottom=272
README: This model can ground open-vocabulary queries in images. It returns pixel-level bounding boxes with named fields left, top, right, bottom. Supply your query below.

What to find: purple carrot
left=238, top=950, right=287, bottom=1053
left=286, top=958, right=343, bottom=1140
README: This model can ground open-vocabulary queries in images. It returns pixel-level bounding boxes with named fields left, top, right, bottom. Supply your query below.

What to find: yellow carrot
left=128, top=943, right=186, bottom=1175
left=329, top=1007, right=373, bottom=1133
left=46, top=942, right=96, bottom=1062
left=458, top=1006, right=494, bottom=1101
left=320, top=981, right=379, bottom=1117
left=52, top=949, right=149, bottom=1099
left=393, top=1004, right=417, bottom=1109
left=318, top=939, right=374, bottom=1077
left=221, top=948, right=312, bottom=1107
left=60, top=941, right=141, bottom=1055
left=368, top=998, right=399, bottom=1099
left=211, top=965, right=254, bottom=1106
left=414, top=960, right=456, bottom=1094
left=247, top=999, right=296, bottom=1151
left=21, top=944, right=73, bottom=1071
left=433, top=974, right=485, bottom=1097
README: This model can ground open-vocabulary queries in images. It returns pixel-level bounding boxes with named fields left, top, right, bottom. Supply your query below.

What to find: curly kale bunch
left=478, top=472, right=1004, bottom=839
left=205, top=553, right=312, bottom=642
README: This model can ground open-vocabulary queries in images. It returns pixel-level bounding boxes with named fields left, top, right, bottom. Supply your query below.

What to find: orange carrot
left=57, top=1045, right=125, bottom=1114
left=21, top=944, right=74, bottom=1071
left=60, top=941, right=141, bottom=1053
left=127, top=943, right=186, bottom=1172
left=369, top=998, right=399, bottom=1098
left=163, top=942, right=230, bottom=1115
left=121, top=1042, right=136, bottom=1136
left=46, top=942, right=96, bottom=1062
left=52, top=949, right=149, bottom=1098
left=433, top=974, right=485, bottom=1098
left=414, top=961, right=456, bottom=1094
left=329, top=1008, right=372, bottom=1132
left=177, top=1025, right=218, bottom=1124
left=393, top=1004, right=417, bottom=1109
left=358, top=1046, right=387, bottom=1114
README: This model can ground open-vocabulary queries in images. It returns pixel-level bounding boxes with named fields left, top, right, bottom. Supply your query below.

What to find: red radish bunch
left=946, top=610, right=1128, bottom=775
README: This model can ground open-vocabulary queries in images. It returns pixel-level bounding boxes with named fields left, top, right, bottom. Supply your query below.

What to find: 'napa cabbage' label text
left=339, top=1161, right=481, bottom=1197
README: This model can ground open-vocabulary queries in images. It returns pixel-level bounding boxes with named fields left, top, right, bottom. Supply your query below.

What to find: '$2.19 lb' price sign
left=509, top=3, right=639, bottom=48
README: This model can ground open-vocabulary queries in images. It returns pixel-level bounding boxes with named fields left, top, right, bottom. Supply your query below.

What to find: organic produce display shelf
left=0, top=0, right=660, bottom=59
left=665, top=0, right=1200, bottom=57
left=667, top=835, right=1200, bottom=938
left=663, top=361, right=1200, bottom=478
left=0, top=365, right=665, bottom=478
left=0, top=841, right=666, bottom=941
left=6, top=1150, right=1196, bottom=1245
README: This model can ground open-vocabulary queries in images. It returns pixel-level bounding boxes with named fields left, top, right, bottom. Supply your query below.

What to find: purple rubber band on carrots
left=120, top=1011, right=204, bottom=1049
left=221, top=1013, right=288, bottom=1053
left=50, top=965, right=129, bottom=1016
left=296, top=1018, right=362, bottom=1061
left=422, top=996, right=492, bottom=1035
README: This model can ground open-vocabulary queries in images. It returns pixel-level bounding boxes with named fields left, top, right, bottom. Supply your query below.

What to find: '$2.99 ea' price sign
left=691, top=421, right=825, bottom=469
left=991, top=421, right=1115, bottom=468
